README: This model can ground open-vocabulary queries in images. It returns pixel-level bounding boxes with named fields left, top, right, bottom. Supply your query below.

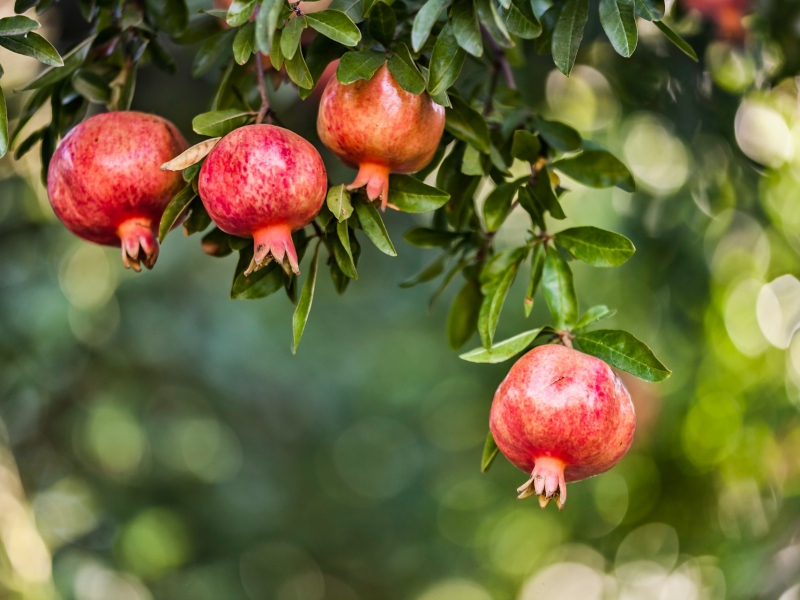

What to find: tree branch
left=255, top=53, right=271, bottom=125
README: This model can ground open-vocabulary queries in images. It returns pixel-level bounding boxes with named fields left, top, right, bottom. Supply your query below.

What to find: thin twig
left=255, top=53, right=271, bottom=125
left=481, top=26, right=517, bottom=90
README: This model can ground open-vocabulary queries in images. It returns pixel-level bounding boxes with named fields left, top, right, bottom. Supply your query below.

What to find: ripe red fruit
left=197, top=124, right=327, bottom=275
left=683, top=0, right=749, bottom=39
left=489, top=344, right=635, bottom=510
left=316, top=64, right=445, bottom=210
left=47, top=111, right=188, bottom=271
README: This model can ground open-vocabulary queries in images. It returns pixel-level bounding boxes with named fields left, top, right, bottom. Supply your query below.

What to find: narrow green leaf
left=389, top=175, right=450, bottom=213
left=542, top=249, right=577, bottom=330
left=286, top=49, right=314, bottom=89
left=478, top=262, right=518, bottom=349
left=633, top=0, right=664, bottom=21
left=483, top=180, right=521, bottom=232
left=0, top=32, right=62, bottom=67
left=552, top=0, right=588, bottom=76
left=306, top=9, right=362, bottom=46
left=337, top=49, right=386, bottom=84
left=354, top=200, right=397, bottom=256
left=501, top=0, right=542, bottom=39
left=145, top=0, right=189, bottom=35
left=192, top=109, right=251, bottom=136
left=479, top=246, right=528, bottom=292
left=411, top=0, right=451, bottom=52
left=0, top=16, right=39, bottom=36
left=532, top=115, right=582, bottom=152
left=71, top=69, right=110, bottom=103
left=159, top=184, right=197, bottom=242
left=368, top=1, right=396, bottom=47
left=0, top=86, right=7, bottom=159
left=335, top=220, right=358, bottom=278
left=427, top=22, right=466, bottom=99
left=653, top=20, right=698, bottom=62
left=531, top=166, right=565, bottom=219
left=574, top=329, right=671, bottom=382
left=553, top=149, right=635, bottom=192
left=270, top=28, right=285, bottom=70
left=451, top=0, right=483, bottom=57
left=403, top=227, right=460, bottom=247
left=511, top=130, right=541, bottom=162
left=400, top=253, right=447, bottom=288
left=575, top=305, right=616, bottom=329
left=461, top=327, right=543, bottom=363
left=475, top=0, right=513, bottom=47
left=481, top=431, right=500, bottom=473
left=281, top=16, right=306, bottom=60
left=233, top=22, right=257, bottom=65
left=292, top=242, right=321, bottom=354
left=524, top=242, right=545, bottom=316
left=387, top=43, right=425, bottom=95
left=518, top=186, right=546, bottom=230
left=448, top=279, right=482, bottom=350
left=534, top=4, right=560, bottom=54
left=193, top=28, right=236, bottom=77
left=599, top=0, right=637, bottom=57
left=327, top=184, right=354, bottom=221
left=445, top=94, right=491, bottom=153
left=256, top=0, right=283, bottom=53
left=555, top=226, right=635, bottom=268
left=227, top=0, right=257, bottom=26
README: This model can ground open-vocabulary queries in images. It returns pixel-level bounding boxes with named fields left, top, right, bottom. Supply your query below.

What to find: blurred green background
left=2, top=0, right=800, bottom=599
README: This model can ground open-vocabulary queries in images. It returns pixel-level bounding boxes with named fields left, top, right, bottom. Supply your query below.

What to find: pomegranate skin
left=489, top=344, right=635, bottom=509
left=47, top=111, right=188, bottom=271
left=316, top=64, right=445, bottom=210
left=198, top=124, right=327, bottom=275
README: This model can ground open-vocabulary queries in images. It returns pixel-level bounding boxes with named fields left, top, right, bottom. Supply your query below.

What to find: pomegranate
left=682, top=0, right=749, bottom=39
left=489, top=344, right=635, bottom=510
left=47, top=111, right=188, bottom=271
left=197, top=124, right=327, bottom=275
left=316, top=64, right=445, bottom=210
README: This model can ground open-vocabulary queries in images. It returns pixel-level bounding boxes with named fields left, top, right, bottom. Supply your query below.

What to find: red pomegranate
left=316, top=64, right=445, bottom=210
left=47, top=111, right=188, bottom=271
left=682, top=0, right=749, bottom=39
left=489, top=344, right=635, bottom=510
left=197, top=124, right=327, bottom=275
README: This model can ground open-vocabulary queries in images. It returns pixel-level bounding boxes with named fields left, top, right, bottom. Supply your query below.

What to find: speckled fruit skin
left=316, top=64, right=445, bottom=210
left=198, top=124, right=327, bottom=275
left=47, top=111, right=188, bottom=271
left=489, top=344, right=635, bottom=510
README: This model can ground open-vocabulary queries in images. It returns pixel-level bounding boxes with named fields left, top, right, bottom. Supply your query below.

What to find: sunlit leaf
left=460, top=327, right=544, bottom=363
left=574, top=329, right=671, bottom=382
left=555, top=226, right=635, bottom=268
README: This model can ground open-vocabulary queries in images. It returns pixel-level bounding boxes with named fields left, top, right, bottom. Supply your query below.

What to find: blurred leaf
left=400, top=253, right=447, bottom=288
left=306, top=10, right=362, bottom=46
left=412, top=0, right=450, bottom=51
left=483, top=180, right=522, bottom=232
left=599, top=0, right=637, bottom=57
left=552, top=0, right=588, bottom=76
left=511, top=130, right=541, bottom=163
left=329, top=0, right=365, bottom=23
left=429, top=258, right=468, bottom=310
left=387, top=44, right=425, bottom=94
left=334, top=221, right=358, bottom=279
left=328, top=184, right=354, bottom=221
left=292, top=241, right=321, bottom=354
left=478, top=261, right=518, bottom=349
left=518, top=185, right=545, bottom=230
left=14, top=127, right=44, bottom=160
left=448, top=279, right=482, bottom=350
left=461, top=327, right=543, bottom=363
left=354, top=200, right=397, bottom=256
left=428, top=22, right=466, bottom=99
left=553, top=149, right=635, bottom=191
left=232, top=22, right=257, bottom=64
left=403, top=227, right=460, bottom=247
left=445, top=94, right=491, bottom=153
left=71, top=69, right=110, bottom=103
left=15, top=0, right=39, bottom=12
left=575, top=329, right=671, bottom=382
left=653, top=20, right=698, bottom=61
left=480, top=246, right=528, bottom=292
left=389, top=175, right=450, bottom=212
left=201, top=227, right=233, bottom=257
left=524, top=242, right=545, bottom=316
left=476, top=0, right=513, bottom=47
left=227, top=0, right=257, bottom=27
left=532, top=115, right=581, bottom=152
left=183, top=198, right=212, bottom=235
left=159, top=184, right=196, bottom=242
left=256, top=0, right=283, bottom=53
left=534, top=4, right=559, bottom=54
left=531, top=166, right=565, bottom=219
left=0, top=16, right=39, bottom=36
left=145, top=0, right=188, bottom=34
left=27, top=37, right=97, bottom=91
left=286, top=49, right=313, bottom=89
left=193, top=28, right=236, bottom=77
left=231, top=254, right=286, bottom=299
left=192, top=109, right=251, bottom=136
left=0, top=32, right=62, bottom=66
left=482, top=431, right=499, bottom=472
left=451, top=0, right=483, bottom=57
left=556, top=226, right=635, bottom=267
left=369, top=1, right=396, bottom=46
left=633, top=0, right=664, bottom=21
left=281, top=16, right=306, bottom=60
left=542, top=249, right=577, bottom=330
left=0, top=86, right=7, bottom=159
left=337, top=49, right=386, bottom=83
left=300, top=33, right=348, bottom=99
left=575, top=305, right=616, bottom=329
left=501, top=0, right=541, bottom=39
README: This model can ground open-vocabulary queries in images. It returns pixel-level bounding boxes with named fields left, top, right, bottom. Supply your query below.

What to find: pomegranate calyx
left=348, top=163, right=391, bottom=211
left=246, top=224, right=300, bottom=276
left=516, top=456, right=567, bottom=511
left=118, top=218, right=158, bottom=272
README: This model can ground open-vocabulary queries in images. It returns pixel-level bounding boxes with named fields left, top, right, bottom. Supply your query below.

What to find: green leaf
left=478, top=261, right=518, bottom=349
left=400, top=253, right=447, bottom=288
left=300, top=32, right=348, bottom=99
left=531, top=166, right=565, bottom=219
left=201, top=227, right=234, bottom=257
left=0, top=32, right=62, bottom=67
left=461, top=327, right=543, bottom=363
left=427, top=22, right=466, bottom=99
left=653, top=20, right=698, bottom=62
left=524, top=242, right=545, bottom=316
left=292, top=242, right=321, bottom=354
left=145, top=0, right=188, bottom=35
left=445, top=94, right=491, bottom=153
left=327, top=184, right=354, bottom=221
left=0, top=16, right=39, bottom=36
left=0, top=86, right=7, bottom=159
left=481, top=431, right=500, bottom=473
left=483, top=180, right=521, bottom=232
left=286, top=49, right=314, bottom=89
left=575, top=305, right=616, bottom=329
left=368, top=1, right=396, bottom=47
left=306, top=9, right=362, bottom=46
left=542, top=249, right=577, bottom=330
left=403, top=227, right=460, bottom=247
left=193, top=28, right=236, bottom=77
left=389, top=175, right=450, bottom=213
left=71, top=69, right=110, bottom=103
left=231, top=253, right=286, bottom=299
left=475, top=0, right=513, bottom=48
left=329, top=0, right=365, bottom=23
left=227, top=0, right=257, bottom=27
left=192, top=109, right=251, bottom=137
left=574, top=329, right=671, bottom=382
left=518, top=185, right=545, bottom=230
left=334, top=221, right=358, bottom=279
left=511, top=130, right=541, bottom=163
left=387, top=43, right=425, bottom=95
left=411, top=0, right=451, bottom=52
left=552, top=0, right=588, bottom=76
left=270, top=28, right=285, bottom=70
left=553, top=149, right=635, bottom=191
left=281, top=16, right=306, bottom=60
left=337, top=49, right=386, bottom=84
left=599, top=0, right=637, bottom=57
left=448, top=279, right=482, bottom=350
left=555, top=226, right=635, bottom=268
left=233, top=22, right=257, bottom=65
left=534, top=4, right=560, bottom=54
left=451, top=0, right=483, bottom=57
left=256, top=0, right=283, bottom=54
left=159, top=184, right=197, bottom=242
left=532, top=115, right=581, bottom=152
left=501, top=0, right=542, bottom=40
left=354, top=200, right=397, bottom=256
left=633, top=0, right=664, bottom=21
left=480, top=246, right=528, bottom=292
